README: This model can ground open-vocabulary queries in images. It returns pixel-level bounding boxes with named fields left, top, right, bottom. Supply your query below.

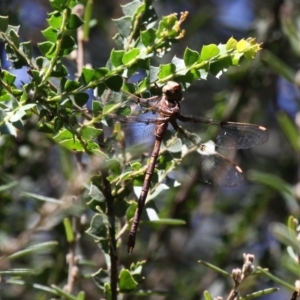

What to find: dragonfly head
left=162, top=81, right=183, bottom=102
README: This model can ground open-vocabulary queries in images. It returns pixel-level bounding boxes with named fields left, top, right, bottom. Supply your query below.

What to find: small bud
left=80, top=214, right=87, bottom=225
left=71, top=266, right=79, bottom=278
left=240, top=254, right=255, bottom=277
left=66, top=253, right=71, bottom=263
left=232, top=268, right=242, bottom=282
left=243, top=253, right=255, bottom=264
left=242, top=263, right=254, bottom=277
left=74, top=255, right=82, bottom=263
left=295, top=280, right=300, bottom=292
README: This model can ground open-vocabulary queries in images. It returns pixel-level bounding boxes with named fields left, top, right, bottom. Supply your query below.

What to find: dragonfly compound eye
left=163, top=81, right=183, bottom=102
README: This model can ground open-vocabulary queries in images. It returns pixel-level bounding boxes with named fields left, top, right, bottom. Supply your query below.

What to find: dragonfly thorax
left=159, top=97, right=180, bottom=117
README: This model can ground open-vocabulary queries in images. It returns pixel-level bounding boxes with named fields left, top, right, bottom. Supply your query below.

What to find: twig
left=101, top=168, right=118, bottom=300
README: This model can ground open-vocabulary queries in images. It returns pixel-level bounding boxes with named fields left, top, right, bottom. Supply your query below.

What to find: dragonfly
left=101, top=81, right=269, bottom=254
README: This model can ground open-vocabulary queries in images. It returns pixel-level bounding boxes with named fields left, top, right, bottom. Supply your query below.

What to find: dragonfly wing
left=177, top=115, right=269, bottom=149
left=171, top=121, right=244, bottom=186
left=215, top=122, right=268, bottom=149
left=106, top=112, right=161, bottom=147
left=181, top=144, right=244, bottom=187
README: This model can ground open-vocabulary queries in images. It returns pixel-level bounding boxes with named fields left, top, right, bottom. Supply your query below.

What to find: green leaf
left=53, top=130, right=84, bottom=151
left=131, top=162, right=142, bottom=171
left=210, top=56, right=232, bottom=77
left=92, top=269, right=110, bottom=290
left=80, top=126, right=102, bottom=140
left=38, top=41, right=55, bottom=57
left=92, top=100, right=103, bottom=117
left=119, top=269, right=138, bottom=292
left=36, top=56, right=50, bottom=69
left=1, top=70, right=16, bottom=85
left=51, top=62, right=68, bottom=77
left=107, top=159, right=121, bottom=175
left=5, top=44, right=27, bottom=68
left=257, top=267, right=295, bottom=291
left=73, top=92, right=89, bottom=106
left=198, top=260, right=231, bottom=277
left=22, top=192, right=61, bottom=203
left=277, top=111, right=300, bottom=151
left=141, top=28, right=156, bottom=47
left=63, top=218, right=75, bottom=243
left=121, top=0, right=141, bottom=17
left=237, top=39, right=249, bottom=52
left=203, top=291, right=214, bottom=300
left=149, top=218, right=186, bottom=225
left=126, top=201, right=137, bottom=221
left=0, top=269, right=37, bottom=276
left=8, top=241, right=58, bottom=260
left=67, top=13, right=84, bottom=29
left=38, top=123, right=54, bottom=133
left=8, top=28, right=20, bottom=47
left=242, top=288, right=279, bottom=300
left=20, top=41, right=33, bottom=60
left=0, top=181, right=18, bottom=192
left=0, top=16, right=8, bottom=32
left=158, top=63, right=176, bottom=80
left=80, top=67, right=94, bottom=85
left=270, top=222, right=299, bottom=250
left=110, top=49, right=125, bottom=67
left=76, top=291, right=85, bottom=300
left=61, top=35, right=75, bottom=49
left=244, top=48, right=256, bottom=60
left=122, top=48, right=140, bottom=65
left=5, top=279, right=59, bottom=295
left=10, top=104, right=36, bottom=122
left=113, top=16, right=132, bottom=38
left=231, top=52, right=243, bottom=65
left=51, top=284, right=78, bottom=300
left=93, top=67, right=110, bottom=80
left=172, top=56, right=187, bottom=75
left=86, top=214, right=109, bottom=239
left=49, top=0, right=69, bottom=11
left=112, top=33, right=123, bottom=49
left=42, top=27, right=58, bottom=42
left=88, top=184, right=105, bottom=202
left=104, top=284, right=112, bottom=300
left=60, top=137, right=88, bottom=152
left=0, top=91, right=11, bottom=102
left=136, top=58, right=149, bottom=70
left=200, top=44, right=220, bottom=61
left=114, top=199, right=130, bottom=218
left=105, top=76, right=123, bottom=91
left=48, top=12, right=63, bottom=28
left=183, top=47, right=199, bottom=67
left=64, top=79, right=81, bottom=92
left=149, top=65, right=159, bottom=83
left=226, top=37, right=237, bottom=50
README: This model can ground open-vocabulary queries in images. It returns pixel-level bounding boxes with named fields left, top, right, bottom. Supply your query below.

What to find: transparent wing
left=180, top=143, right=244, bottom=187
left=171, top=122, right=244, bottom=186
left=177, top=115, right=269, bottom=149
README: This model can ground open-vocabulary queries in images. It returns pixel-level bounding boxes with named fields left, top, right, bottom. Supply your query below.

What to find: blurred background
left=0, top=0, right=300, bottom=299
